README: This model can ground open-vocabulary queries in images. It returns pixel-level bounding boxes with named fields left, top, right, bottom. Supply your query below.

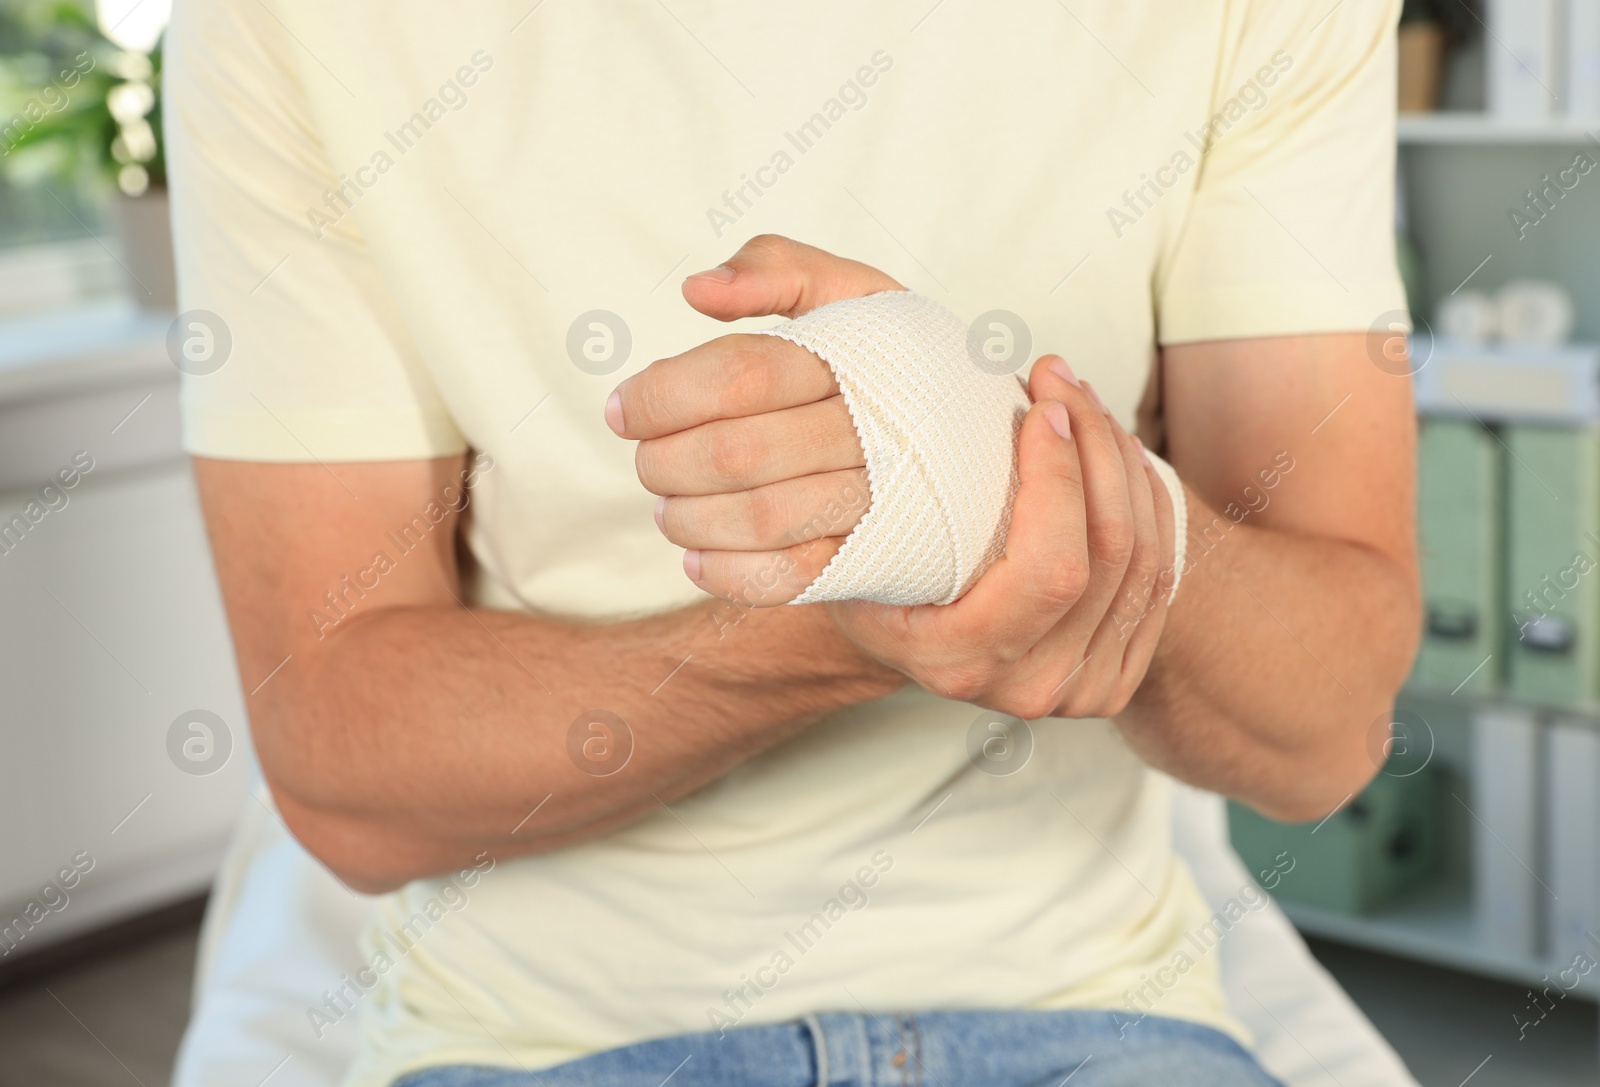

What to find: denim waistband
left=797, top=1009, right=1272, bottom=1087
left=393, top=1008, right=1282, bottom=1087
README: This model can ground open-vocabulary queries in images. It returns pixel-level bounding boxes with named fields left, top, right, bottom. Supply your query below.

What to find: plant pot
left=1398, top=21, right=1447, bottom=114
left=111, top=186, right=177, bottom=310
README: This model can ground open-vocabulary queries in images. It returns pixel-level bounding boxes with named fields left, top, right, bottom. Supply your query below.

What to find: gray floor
left=1306, top=938, right=1599, bottom=1087
left=0, top=925, right=196, bottom=1087
left=0, top=923, right=1593, bottom=1087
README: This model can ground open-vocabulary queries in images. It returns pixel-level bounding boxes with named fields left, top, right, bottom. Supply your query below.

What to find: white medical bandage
left=759, top=291, right=1187, bottom=606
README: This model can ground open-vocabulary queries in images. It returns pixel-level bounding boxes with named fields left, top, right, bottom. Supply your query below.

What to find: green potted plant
left=0, top=0, right=172, bottom=308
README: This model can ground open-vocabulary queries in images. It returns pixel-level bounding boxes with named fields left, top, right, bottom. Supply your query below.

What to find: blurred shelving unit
left=1397, top=124, right=1600, bottom=342
left=1284, top=881, right=1522, bottom=983
left=1282, top=684, right=1600, bottom=1001
left=1398, top=112, right=1600, bottom=145
left=1298, top=79, right=1600, bottom=1011
left=1260, top=36, right=1600, bottom=1033
left=1397, top=79, right=1600, bottom=1001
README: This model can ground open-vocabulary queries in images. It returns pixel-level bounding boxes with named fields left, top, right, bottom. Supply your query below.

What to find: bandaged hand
left=607, top=239, right=894, bottom=605
left=608, top=235, right=1182, bottom=720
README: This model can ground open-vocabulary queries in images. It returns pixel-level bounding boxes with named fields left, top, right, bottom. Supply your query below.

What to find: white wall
left=0, top=307, right=247, bottom=962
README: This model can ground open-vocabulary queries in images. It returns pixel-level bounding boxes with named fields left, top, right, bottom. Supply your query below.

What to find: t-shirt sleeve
left=1155, top=0, right=1407, bottom=344
left=164, top=0, right=465, bottom=462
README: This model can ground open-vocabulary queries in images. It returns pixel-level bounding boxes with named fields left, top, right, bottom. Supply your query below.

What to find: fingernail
left=1083, top=381, right=1110, bottom=414
left=1048, top=356, right=1080, bottom=387
left=1044, top=399, right=1072, bottom=440
left=604, top=389, right=625, bottom=435
left=686, top=264, right=737, bottom=284
left=1135, top=437, right=1152, bottom=466
left=683, top=549, right=702, bottom=581
left=654, top=496, right=667, bottom=531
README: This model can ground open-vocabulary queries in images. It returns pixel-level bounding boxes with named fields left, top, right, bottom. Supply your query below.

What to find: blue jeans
left=393, top=1009, right=1283, bottom=1087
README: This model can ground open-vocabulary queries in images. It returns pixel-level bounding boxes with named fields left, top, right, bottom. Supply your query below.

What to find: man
left=167, top=2, right=1418, bottom=1085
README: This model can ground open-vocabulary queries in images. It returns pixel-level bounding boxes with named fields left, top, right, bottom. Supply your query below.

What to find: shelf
left=1284, top=882, right=1600, bottom=999
left=1398, top=113, right=1600, bottom=146
left=1401, top=683, right=1600, bottom=729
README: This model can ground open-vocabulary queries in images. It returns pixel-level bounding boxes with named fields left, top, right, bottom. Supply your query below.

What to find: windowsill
left=0, top=298, right=174, bottom=407
left=0, top=300, right=184, bottom=492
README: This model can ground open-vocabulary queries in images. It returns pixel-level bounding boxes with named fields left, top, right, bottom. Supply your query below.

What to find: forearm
left=262, top=599, right=900, bottom=891
left=1116, top=488, right=1421, bottom=821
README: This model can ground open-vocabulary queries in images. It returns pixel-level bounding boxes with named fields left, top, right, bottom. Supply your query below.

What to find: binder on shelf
left=1228, top=770, right=1439, bottom=916
left=1413, top=417, right=1503, bottom=694
left=1472, top=706, right=1541, bottom=958
left=1503, top=423, right=1600, bottom=705
left=1544, top=720, right=1600, bottom=962
left=1570, top=0, right=1600, bottom=118
left=1488, top=0, right=1561, bottom=120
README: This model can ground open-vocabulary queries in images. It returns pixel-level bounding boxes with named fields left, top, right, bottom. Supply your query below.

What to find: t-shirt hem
left=1158, top=279, right=1408, bottom=345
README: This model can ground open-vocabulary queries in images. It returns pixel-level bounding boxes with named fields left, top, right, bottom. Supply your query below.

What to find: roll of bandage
left=759, top=291, right=1186, bottom=606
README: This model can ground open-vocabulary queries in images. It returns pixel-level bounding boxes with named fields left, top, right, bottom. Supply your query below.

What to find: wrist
left=736, top=601, right=907, bottom=702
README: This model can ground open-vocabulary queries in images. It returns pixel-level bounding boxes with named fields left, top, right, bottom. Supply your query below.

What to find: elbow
left=1271, top=568, right=1421, bottom=820
left=1232, top=555, right=1423, bottom=825
left=1251, top=685, right=1413, bottom=825
left=249, top=691, right=412, bottom=892
left=1252, top=752, right=1382, bottom=824
left=263, top=770, right=543, bottom=895
left=312, top=849, right=411, bottom=897
left=265, top=778, right=414, bottom=895
left=1387, top=542, right=1424, bottom=678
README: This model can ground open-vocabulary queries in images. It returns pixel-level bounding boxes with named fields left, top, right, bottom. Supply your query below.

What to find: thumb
left=951, top=395, right=1089, bottom=627
left=682, top=234, right=903, bottom=322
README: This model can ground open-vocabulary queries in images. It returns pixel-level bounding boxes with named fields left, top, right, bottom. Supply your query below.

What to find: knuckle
left=1001, top=686, right=1059, bottom=722
left=745, top=233, right=795, bottom=259
left=989, top=638, right=1027, bottom=667
left=704, top=425, right=763, bottom=487
left=1052, top=689, right=1084, bottom=720
left=1089, top=517, right=1136, bottom=568
left=715, top=346, right=779, bottom=418
left=1096, top=670, right=1139, bottom=717
left=1053, top=670, right=1106, bottom=720
left=1037, top=562, right=1090, bottom=611
left=941, top=665, right=994, bottom=705
left=742, top=486, right=790, bottom=544
left=1055, top=467, right=1087, bottom=507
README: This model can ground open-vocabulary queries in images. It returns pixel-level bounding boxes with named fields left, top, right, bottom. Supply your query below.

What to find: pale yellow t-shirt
left=165, top=2, right=1405, bottom=1084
